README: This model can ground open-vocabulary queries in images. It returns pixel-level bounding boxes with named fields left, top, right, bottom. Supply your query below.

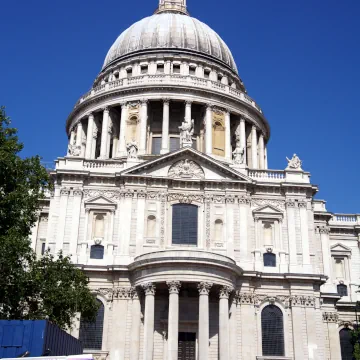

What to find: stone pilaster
left=322, top=312, right=341, bottom=360
left=258, top=133, right=265, bottom=169
left=205, top=104, right=212, bottom=155
left=286, top=199, right=298, bottom=272
left=100, top=107, right=110, bottom=159
left=55, top=187, right=70, bottom=253
left=130, top=288, right=141, bottom=360
left=224, top=110, right=231, bottom=161
left=69, top=189, right=83, bottom=259
left=118, top=102, right=128, bottom=156
left=299, top=201, right=312, bottom=273
left=139, top=99, right=148, bottom=155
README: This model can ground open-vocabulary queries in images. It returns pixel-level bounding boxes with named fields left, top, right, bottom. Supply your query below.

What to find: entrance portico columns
left=142, top=282, right=156, bottom=360
left=166, top=281, right=181, bottom=360
left=219, top=286, right=233, bottom=360
left=198, top=282, right=213, bottom=360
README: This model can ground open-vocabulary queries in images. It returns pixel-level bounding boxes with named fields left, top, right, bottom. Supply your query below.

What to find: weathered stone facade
left=31, top=0, right=360, bottom=359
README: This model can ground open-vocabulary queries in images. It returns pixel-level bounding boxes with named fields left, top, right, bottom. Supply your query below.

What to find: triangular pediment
left=331, top=243, right=352, bottom=253
left=85, top=195, right=117, bottom=206
left=120, top=147, right=252, bottom=182
left=253, top=204, right=283, bottom=214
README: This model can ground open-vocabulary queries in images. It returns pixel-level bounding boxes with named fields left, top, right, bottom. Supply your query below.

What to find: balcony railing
left=74, top=75, right=263, bottom=114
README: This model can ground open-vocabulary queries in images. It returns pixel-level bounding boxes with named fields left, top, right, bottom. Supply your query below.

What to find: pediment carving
left=331, top=243, right=352, bottom=255
left=85, top=195, right=117, bottom=205
left=168, top=159, right=204, bottom=179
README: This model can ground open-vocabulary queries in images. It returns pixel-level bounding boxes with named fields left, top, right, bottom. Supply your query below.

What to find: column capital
left=206, top=102, right=214, bottom=109
left=252, top=124, right=257, bottom=131
left=87, top=112, right=94, bottom=118
left=224, top=108, right=231, bottom=115
left=286, top=199, right=297, bottom=208
left=239, top=116, right=246, bottom=123
left=162, top=98, right=170, bottom=105
left=219, top=285, right=234, bottom=299
left=142, top=282, right=156, bottom=296
left=298, top=201, right=307, bottom=209
left=198, top=282, right=213, bottom=295
left=319, top=226, right=330, bottom=234
left=322, top=311, right=339, bottom=323
left=141, top=98, right=149, bottom=105
left=185, top=100, right=192, bottom=106
left=102, top=106, right=110, bottom=113
left=167, top=281, right=181, bottom=294
left=120, top=101, right=127, bottom=108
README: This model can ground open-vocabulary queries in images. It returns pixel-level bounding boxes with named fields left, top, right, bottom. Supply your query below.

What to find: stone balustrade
left=248, top=169, right=285, bottom=181
left=75, top=74, right=263, bottom=114
left=330, top=214, right=360, bottom=225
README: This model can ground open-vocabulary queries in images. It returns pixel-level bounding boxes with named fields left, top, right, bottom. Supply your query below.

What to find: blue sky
left=0, top=0, right=359, bottom=213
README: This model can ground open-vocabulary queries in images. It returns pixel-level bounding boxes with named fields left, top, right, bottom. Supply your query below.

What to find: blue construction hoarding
left=0, top=320, right=83, bottom=358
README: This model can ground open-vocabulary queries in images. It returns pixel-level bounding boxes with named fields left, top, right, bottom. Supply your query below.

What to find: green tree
left=351, top=301, right=360, bottom=359
left=0, top=106, right=99, bottom=329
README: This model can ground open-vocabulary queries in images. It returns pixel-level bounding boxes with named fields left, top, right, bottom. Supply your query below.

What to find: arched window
left=90, top=245, right=104, bottom=259
left=214, top=219, right=223, bottom=241
left=79, top=299, right=104, bottom=350
left=147, top=215, right=156, bottom=238
left=264, top=253, right=276, bottom=267
left=172, top=204, right=198, bottom=246
left=337, top=284, right=348, bottom=297
left=340, top=328, right=354, bottom=360
left=261, top=305, right=284, bottom=356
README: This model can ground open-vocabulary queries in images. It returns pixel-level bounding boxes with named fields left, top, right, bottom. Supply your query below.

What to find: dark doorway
left=178, top=332, right=196, bottom=360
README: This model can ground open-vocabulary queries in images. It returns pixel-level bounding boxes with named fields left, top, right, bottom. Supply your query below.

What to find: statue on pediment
left=286, top=153, right=302, bottom=170
left=179, top=117, right=194, bottom=147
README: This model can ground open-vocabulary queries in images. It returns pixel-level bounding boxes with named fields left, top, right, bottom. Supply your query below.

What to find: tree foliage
left=0, top=106, right=99, bottom=329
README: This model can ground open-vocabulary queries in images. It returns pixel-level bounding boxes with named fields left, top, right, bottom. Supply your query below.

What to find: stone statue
left=179, top=117, right=194, bottom=147
left=126, top=140, right=138, bottom=159
left=286, top=153, right=302, bottom=170
left=68, top=144, right=81, bottom=157
left=232, top=127, right=245, bottom=165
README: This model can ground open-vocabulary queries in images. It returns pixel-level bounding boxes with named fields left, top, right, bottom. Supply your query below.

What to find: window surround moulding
left=330, top=243, right=352, bottom=258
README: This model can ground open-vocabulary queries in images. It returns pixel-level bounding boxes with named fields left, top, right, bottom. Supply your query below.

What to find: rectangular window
left=141, top=65, right=148, bottom=74
left=170, top=137, right=180, bottom=152
left=152, top=137, right=162, bottom=155
left=157, top=64, right=164, bottom=74
left=204, top=70, right=210, bottom=79
left=172, top=204, right=198, bottom=246
left=173, top=65, right=181, bottom=74
left=127, top=68, right=132, bottom=78
left=41, top=242, right=46, bottom=255
left=189, top=67, right=196, bottom=76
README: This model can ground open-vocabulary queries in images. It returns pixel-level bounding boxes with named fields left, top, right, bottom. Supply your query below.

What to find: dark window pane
left=170, top=137, right=180, bottom=152
left=261, top=305, right=284, bottom=356
left=264, top=253, right=276, bottom=267
left=152, top=137, right=162, bottom=155
left=337, top=284, right=348, bottom=297
left=90, top=245, right=104, bottom=259
left=172, top=204, right=198, bottom=246
left=340, top=328, right=354, bottom=360
left=41, top=242, right=46, bottom=255
left=79, top=299, right=104, bottom=350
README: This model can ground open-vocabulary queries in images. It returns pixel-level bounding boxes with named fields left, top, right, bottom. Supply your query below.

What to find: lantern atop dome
left=155, top=0, right=189, bottom=15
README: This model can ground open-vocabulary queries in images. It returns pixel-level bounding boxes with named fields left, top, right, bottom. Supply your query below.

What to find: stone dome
left=102, top=12, right=238, bottom=74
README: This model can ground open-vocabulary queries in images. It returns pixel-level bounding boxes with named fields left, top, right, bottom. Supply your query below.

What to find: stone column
left=229, top=298, right=237, bottom=360
left=239, top=117, right=247, bottom=164
left=264, top=146, right=268, bottom=169
left=299, top=201, right=312, bottom=273
left=106, top=112, right=113, bottom=159
left=198, top=282, right=212, bottom=360
left=69, top=128, right=76, bottom=145
left=225, top=110, right=231, bottom=161
left=286, top=199, right=298, bottom=272
left=100, top=107, right=110, bottom=159
left=91, top=121, right=98, bottom=159
left=161, top=99, right=170, bottom=154
left=139, top=99, right=148, bottom=155
left=251, top=125, right=258, bottom=168
left=85, top=113, right=94, bottom=159
left=205, top=104, right=213, bottom=155
left=118, top=102, right=128, bottom=156
left=185, top=100, right=192, bottom=122
left=142, top=282, right=156, bottom=360
left=167, top=281, right=181, bottom=360
left=258, top=134, right=265, bottom=169
left=130, top=288, right=141, bottom=360
left=76, top=121, right=83, bottom=148
left=219, top=286, right=233, bottom=360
